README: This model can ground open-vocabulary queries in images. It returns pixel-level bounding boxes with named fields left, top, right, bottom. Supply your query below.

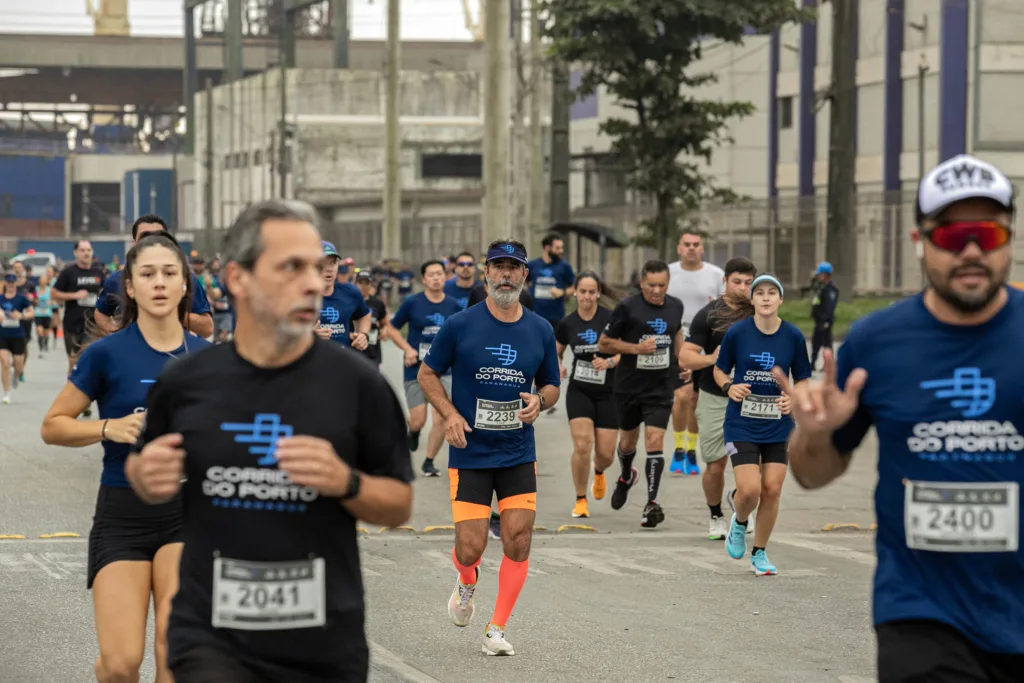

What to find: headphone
left=182, top=283, right=188, bottom=295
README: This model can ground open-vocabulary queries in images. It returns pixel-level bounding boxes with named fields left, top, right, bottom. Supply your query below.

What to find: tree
left=543, top=0, right=813, bottom=257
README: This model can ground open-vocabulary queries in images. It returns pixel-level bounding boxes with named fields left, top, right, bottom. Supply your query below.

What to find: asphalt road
left=0, top=342, right=879, bottom=683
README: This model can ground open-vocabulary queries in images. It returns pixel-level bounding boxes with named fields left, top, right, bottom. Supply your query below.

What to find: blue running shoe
left=670, top=450, right=686, bottom=475
left=726, top=513, right=747, bottom=559
left=726, top=489, right=753, bottom=534
left=751, top=549, right=777, bottom=576
left=685, top=450, right=700, bottom=476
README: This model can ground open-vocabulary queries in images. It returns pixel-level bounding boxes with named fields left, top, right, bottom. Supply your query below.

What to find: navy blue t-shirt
left=319, top=283, right=371, bottom=346
left=527, top=258, right=576, bottom=322
left=389, top=292, right=461, bottom=382
left=96, top=270, right=212, bottom=319
left=833, top=289, right=1024, bottom=654
left=442, top=279, right=476, bottom=310
left=423, top=303, right=561, bottom=469
left=69, top=323, right=213, bottom=487
left=716, top=316, right=811, bottom=444
left=0, top=293, right=32, bottom=337
left=396, top=270, right=414, bottom=294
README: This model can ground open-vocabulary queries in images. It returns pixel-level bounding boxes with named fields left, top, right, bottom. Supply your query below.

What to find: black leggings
left=877, top=620, right=1024, bottom=683
left=810, top=323, right=833, bottom=368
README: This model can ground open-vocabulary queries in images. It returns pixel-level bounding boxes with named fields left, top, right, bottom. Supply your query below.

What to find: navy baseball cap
left=322, top=241, right=340, bottom=258
left=485, top=242, right=528, bottom=265
left=3, top=273, right=16, bottom=283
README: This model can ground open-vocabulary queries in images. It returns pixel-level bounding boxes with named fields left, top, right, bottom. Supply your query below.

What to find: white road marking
left=369, top=641, right=446, bottom=683
left=773, top=534, right=876, bottom=566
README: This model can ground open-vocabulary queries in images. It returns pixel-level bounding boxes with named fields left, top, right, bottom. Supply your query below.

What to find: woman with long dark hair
left=41, top=233, right=212, bottom=683
left=555, top=271, right=621, bottom=519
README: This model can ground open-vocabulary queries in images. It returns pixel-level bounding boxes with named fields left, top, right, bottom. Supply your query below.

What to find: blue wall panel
left=0, top=155, right=65, bottom=221
left=123, top=169, right=173, bottom=230
left=16, top=239, right=194, bottom=264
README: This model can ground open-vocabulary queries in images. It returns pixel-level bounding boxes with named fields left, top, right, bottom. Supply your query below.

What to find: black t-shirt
left=136, top=339, right=413, bottom=681
left=686, top=298, right=738, bottom=397
left=602, top=293, right=684, bottom=396
left=467, top=283, right=535, bottom=311
left=555, top=308, right=615, bottom=395
left=354, top=296, right=387, bottom=364
left=53, top=264, right=105, bottom=329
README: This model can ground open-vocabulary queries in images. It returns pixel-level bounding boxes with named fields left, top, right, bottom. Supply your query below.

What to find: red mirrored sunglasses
left=924, top=221, right=1012, bottom=254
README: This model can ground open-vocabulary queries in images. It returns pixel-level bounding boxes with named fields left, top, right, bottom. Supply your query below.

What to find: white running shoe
left=1, top=394, right=9, bottom=405
left=482, top=623, right=515, bottom=656
left=708, top=515, right=727, bottom=540
left=447, top=569, right=478, bottom=627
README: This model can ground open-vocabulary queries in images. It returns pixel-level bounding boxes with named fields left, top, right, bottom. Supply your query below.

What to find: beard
left=548, top=253, right=561, bottom=263
left=487, top=275, right=523, bottom=308
left=926, top=262, right=1006, bottom=313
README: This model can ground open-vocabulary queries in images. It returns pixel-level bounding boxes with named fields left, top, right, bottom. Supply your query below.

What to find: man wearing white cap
left=781, top=154, right=1024, bottom=681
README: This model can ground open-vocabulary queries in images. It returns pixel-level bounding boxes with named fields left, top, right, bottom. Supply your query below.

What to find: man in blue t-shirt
left=388, top=259, right=461, bottom=477
left=781, top=154, right=1024, bottom=680
left=94, top=214, right=214, bottom=338
left=316, top=241, right=371, bottom=348
left=0, top=272, right=34, bottom=403
left=527, top=233, right=576, bottom=327
left=442, top=250, right=478, bottom=309
left=419, top=238, right=560, bottom=657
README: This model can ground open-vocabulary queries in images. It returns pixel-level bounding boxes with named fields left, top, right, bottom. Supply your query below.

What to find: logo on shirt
left=322, top=307, right=340, bottom=324
left=487, top=343, right=517, bottom=366
left=221, top=414, right=294, bottom=466
left=578, top=329, right=598, bottom=345
left=643, top=317, right=667, bottom=333
left=750, top=352, right=776, bottom=371
left=540, top=268, right=552, bottom=277
left=920, top=368, right=995, bottom=419
left=427, top=312, right=446, bottom=327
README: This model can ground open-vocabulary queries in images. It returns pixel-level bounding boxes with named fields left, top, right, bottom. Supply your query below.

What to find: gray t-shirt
left=667, top=261, right=725, bottom=331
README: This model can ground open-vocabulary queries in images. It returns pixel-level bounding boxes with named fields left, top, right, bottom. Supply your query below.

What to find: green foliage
left=543, top=0, right=814, bottom=257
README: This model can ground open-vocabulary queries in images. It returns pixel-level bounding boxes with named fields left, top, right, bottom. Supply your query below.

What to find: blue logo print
left=501, top=244, right=515, bottom=254
left=426, top=312, right=446, bottom=326
left=221, top=414, right=294, bottom=466
left=578, top=329, right=598, bottom=344
left=540, top=268, right=552, bottom=277
left=750, top=352, right=775, bottom=371
left=322, top=307, right=340, bottom=324
left=920, top=368, right=996, bottom=418
left=486, top=343, right=517, bottom=366
left=647, top=318, right=667, bottom=335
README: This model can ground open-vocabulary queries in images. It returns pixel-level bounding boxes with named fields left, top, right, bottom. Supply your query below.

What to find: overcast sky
left=0, top=0, right=476, bottom=41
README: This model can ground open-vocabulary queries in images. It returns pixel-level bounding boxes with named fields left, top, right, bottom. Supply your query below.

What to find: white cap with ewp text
left=916, top=154, right=1016, bottom=222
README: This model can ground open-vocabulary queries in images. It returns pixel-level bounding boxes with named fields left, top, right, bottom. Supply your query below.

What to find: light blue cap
left=751, top=274, right=784, bottom=299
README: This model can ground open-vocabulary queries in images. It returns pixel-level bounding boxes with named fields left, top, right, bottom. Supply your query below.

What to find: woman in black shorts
left=555, top=272, right=620, bottom=519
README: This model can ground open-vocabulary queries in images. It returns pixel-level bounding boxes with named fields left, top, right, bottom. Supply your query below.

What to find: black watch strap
left=722, top=381, right=733, bottom=394
left=340, top=469, right=362, bottom=501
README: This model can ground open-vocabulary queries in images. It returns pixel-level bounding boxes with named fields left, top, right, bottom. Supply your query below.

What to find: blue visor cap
left=485, top=243, right=528, bottom=265
left=751, top=274, right=784, bottom=298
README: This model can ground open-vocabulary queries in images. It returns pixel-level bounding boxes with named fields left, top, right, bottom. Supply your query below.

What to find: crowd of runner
left=2, top=153, right=1022, bottom=681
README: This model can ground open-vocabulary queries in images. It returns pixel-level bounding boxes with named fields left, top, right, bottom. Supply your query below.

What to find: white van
left=12, top=251, right=57, bottom=272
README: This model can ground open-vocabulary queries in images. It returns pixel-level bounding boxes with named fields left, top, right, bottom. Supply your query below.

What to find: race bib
left=740, top=394, right=781, bottom=420
left=637, top=348, right=669, bottom=370
left=474, top=398, right=522, bottom=431
left=418, top=343, right=431, bottom=361
left=573, top=360, right=606, bottom=385
left=1, top=318, right=19, bottom=328
left=81, top=293, right=98, bottom=308
left=534, top=278, right=556, bottom=300
left=211, top=557, right=326, bottom=631
left=368, top=328, right=379, bottom=345
left=905, top=481, right=1019, bottom=553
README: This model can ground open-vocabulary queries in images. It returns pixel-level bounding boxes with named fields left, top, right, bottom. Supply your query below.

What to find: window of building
left=421, top=153, right=482, bottom=180
left=779, top=96, right=794, bottom=130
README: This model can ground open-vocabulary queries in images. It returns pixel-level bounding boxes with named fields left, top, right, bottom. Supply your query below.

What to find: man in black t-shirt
left=52, top=240, right=106, bottom=372
left=598, top=260, right=687, bottom=529
left=354, top=271, right=389, bottom=367
left=679, top=257, right=757, bottom=541
left=127, top=200, right=414, bottom=683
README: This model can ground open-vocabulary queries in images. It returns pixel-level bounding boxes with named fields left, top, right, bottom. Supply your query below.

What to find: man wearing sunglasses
left=443, top=251, right=479, bottom=309
left=781, top=154, right=1024, bottom=683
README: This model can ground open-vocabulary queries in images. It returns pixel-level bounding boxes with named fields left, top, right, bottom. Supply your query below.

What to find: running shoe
left=708, top=515, right=727, bottom=540
left=1, top=394, right=9, bottom=405
left=408, top=431, right=421, bottom=452
left=592, top=471, right=607, bottom=500
left=421, top=458, right=441, bottom=477
left=488, top=513, right=501, bottom=540
left=726, top=488, right=754, bottom=534
left=610, top=467, right=638, bottom=511
left=447, top=567, right=479, bottom=627
left=641, top=501, right=665, bottom=528
left=670, top=449, right=686, bottom=475
left=482, top=623, right=515, bottom=656
left=572, top=498, right=589, bottom=518
left=726, top=514, right=748, bottom=559
left=751, top=549, right=778, bottom=576
left=685, top=450, right=700, bottom=475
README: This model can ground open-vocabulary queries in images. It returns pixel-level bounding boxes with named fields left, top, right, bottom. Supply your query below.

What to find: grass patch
left=782, top=295, right=902, bottom=339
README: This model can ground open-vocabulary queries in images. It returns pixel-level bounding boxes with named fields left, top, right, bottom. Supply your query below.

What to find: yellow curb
left=822, top=523, right=863, bottom=532
left=376, top=526, right=417, bottom=534
left=532, top=525, right=547, bottom=532
left=422, top=525, right=456, bottom=533
left=356, top=527, right=370, bottom=534
left=556, top=524, right=597, bottom=533
left=0, top=534, right=26, bottom=540
left=39, top=532, right=81, bottom=539
left=868, top=523, right=878, bottom=530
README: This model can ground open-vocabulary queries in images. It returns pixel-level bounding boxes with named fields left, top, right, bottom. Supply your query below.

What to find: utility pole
left=203, top=78, right=215, bottom=256
left=825, top=0, right=857, bottom=302
left=548, top=62, right=570, bottom=227
left=383, top=0, right=402, bottom=260
left=482, top=0, right=511, bottom=251
left=511, top=0, right=528, bottom=245
left=278, top=64, right=289, bottom=199
left=527, top=0, right=545, bottom=250
left=908, top=16, right=929, bottom=182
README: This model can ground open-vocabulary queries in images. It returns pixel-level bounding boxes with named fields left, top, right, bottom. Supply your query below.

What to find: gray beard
left=487, top=279, right=522, bottom=308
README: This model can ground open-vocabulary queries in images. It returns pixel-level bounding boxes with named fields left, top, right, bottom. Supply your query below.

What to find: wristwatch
left=539, top=394, right=547, bottom=410
left=340, top=469, right=362, bottom=501
left=721, top=381, right=733, bottom=394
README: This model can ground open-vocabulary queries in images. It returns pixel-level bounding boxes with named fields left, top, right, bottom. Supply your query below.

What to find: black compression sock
left=709, top=504, right=723, bottom=518
left=576, top=495, right=586, bottom=501
left=645, top=451, right=664, bottom=502
left=753, top=546, right=765, bottom=555
left=617, top=447, right=637, bottom=479
left=736, top=517, right=748, bottom=527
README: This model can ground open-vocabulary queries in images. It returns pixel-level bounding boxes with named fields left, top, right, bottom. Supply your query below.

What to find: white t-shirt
left=667, top=261, right=726, bottom=329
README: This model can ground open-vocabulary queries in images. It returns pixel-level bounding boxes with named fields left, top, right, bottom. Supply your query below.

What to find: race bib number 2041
left=211, top=557, right=326, bottom=631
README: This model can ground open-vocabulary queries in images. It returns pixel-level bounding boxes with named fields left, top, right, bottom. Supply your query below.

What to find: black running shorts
left=87, top=485, right=183, bottom=588
left=63, top=323, right=87, bottom=357
left=614, top=391, right=672, bottom=432
left=877, top=619, right=1024, bottom=683
left=0, top=335, right=27, bottom=356
left=726, top=441, right=788, bottom=467
left=565, top=384, right=618, bottom=430
left=449, top=461, right=537, bottom=523
left=20, top=320, right=32, bottom=341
